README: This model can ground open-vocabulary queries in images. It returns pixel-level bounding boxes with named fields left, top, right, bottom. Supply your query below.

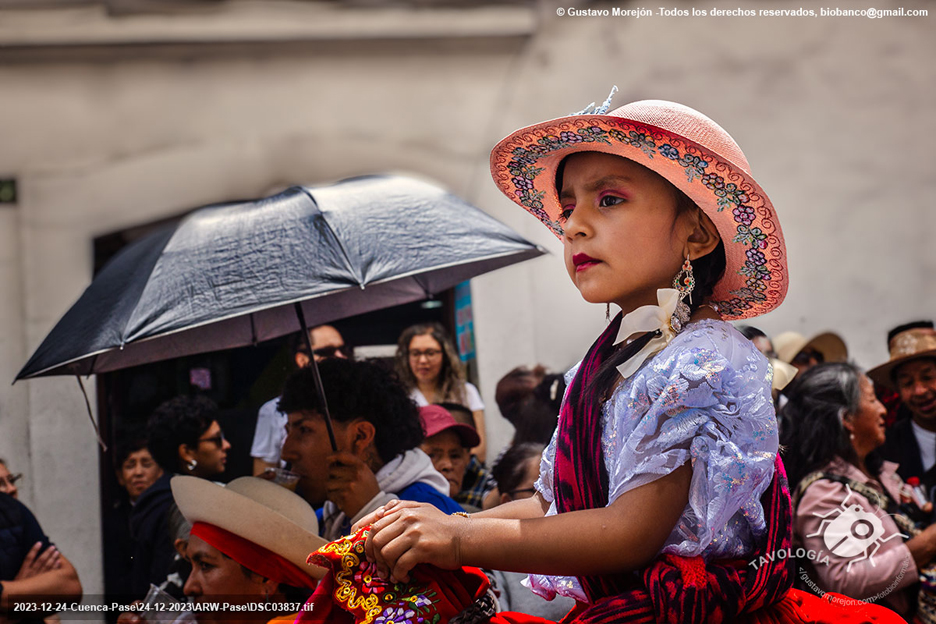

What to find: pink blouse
left=794, top=457, right=918, bottom=616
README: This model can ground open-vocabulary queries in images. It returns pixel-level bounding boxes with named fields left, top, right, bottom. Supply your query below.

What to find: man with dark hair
left=279, top=359, right=461, bottom=540
left=146, top=395, right=225, bottom=476
left=872, top=321, right=936, bottom=504
left=251, top=325, right=350, bottom=476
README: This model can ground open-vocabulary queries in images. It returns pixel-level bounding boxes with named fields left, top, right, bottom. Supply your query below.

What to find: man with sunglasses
left=251, top=325, right=349, bottom=476
left=129, top=396, right=231, bottom=599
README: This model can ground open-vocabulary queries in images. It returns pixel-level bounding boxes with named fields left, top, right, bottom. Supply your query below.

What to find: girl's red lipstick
left=572, top=253, right=600, bottom=272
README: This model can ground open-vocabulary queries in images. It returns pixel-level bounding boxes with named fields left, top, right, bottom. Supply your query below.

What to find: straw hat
left=867, top=325, right=936, bottom=390
left=171, top=475, right=328, bottom=578
left=490, top=96, right=787, bottom=320
left=774, top=331, right=848, bottom=366
left=770, top=358, right=797, bottom=393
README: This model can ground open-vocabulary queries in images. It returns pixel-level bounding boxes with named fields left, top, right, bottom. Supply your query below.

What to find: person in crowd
left=251, top=325, right=350, bottom=476
left=279, top=358, right=462, bottom=540
left=782, top=362, right=936, bottom=618
left=738, top=325, right=777, bottom=358
left=119, top=476, right=323, bottom=624
left=872, top=321, right=936, bottom=501
left=395, top=323, right=487, bottom=463
left=419, top=405, right=493, bottom=512
left=737, top=325, right=796, bottom=406
left=0, top=460, right=22, bottom=500
left=774, top=330, right=848, bottom=377
left=357, top=96, right=896, bottom=621
left=494, top=366, right=566, bottom=447
left=104, top=437, right=164, bottom=612
left=131, top=396, right=230, bottom=598
left=1, top=485, right=82, bottom=617
left=116, top=439, right=164, bottom=505
left=436, top=402, right=495, bottom=511
left=488, top=442, right=544, bottom=508
left=174, top=476, right=322, bottom=623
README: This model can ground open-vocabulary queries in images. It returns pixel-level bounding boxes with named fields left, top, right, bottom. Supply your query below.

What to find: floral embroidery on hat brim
left=491, top=116, right=787, bottom=320
left=309, top=529, right=442, bottom=624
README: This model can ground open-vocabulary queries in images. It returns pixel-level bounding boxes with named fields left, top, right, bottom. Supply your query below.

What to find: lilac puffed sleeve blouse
left=526, top=319, right=779, bottom=602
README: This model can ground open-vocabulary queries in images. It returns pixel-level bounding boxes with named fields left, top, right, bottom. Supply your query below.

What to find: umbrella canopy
left=17, top=174, right=545, bottom=380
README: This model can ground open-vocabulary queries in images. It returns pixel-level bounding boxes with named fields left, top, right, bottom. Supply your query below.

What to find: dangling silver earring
left=670, top=255, right=694, bottom=332
left=187, top=459, right=197, bottom=472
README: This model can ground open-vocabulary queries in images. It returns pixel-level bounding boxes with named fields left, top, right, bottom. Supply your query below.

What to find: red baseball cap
left=419, top=405, right=480, bottom=448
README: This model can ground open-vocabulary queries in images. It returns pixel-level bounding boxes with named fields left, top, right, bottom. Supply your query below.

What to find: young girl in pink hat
left=356, top=91, right=901, bottom=623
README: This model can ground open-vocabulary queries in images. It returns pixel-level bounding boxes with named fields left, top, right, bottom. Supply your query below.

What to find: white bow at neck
left=613, top=288, right=682, bottom=379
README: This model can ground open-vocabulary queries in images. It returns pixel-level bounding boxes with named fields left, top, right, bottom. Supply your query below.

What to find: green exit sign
left=0, top=179, right=16, bottom=204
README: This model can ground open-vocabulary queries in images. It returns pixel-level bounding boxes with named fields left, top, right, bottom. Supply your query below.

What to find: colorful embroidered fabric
left=299, top=527, right=491, bottom=624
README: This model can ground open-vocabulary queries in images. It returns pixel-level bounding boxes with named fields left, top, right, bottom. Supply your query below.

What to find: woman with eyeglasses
left=129, top=396, right=231, bottom=600
left=395, top=323, right=488, bottom=464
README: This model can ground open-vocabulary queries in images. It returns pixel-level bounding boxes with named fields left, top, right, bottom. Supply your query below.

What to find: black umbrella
left=16, top=174, right=546, bottom=446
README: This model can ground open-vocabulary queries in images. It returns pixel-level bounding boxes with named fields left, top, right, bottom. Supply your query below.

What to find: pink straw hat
left=490, top=93, right=787, bottom=320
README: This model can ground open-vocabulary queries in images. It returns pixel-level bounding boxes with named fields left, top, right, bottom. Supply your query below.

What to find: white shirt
left=912, top=420, right=936, bottom=473
left=250, top=397, right=288, bottom=466
left=409, top=381, right=484, bottom=411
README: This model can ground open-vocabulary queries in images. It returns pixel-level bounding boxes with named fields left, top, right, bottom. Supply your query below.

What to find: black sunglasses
left=197, top=432, right=226, bottom=448
left=312, top=344, right=353, bottom=359
left=0, top=473, right=23, bottom=488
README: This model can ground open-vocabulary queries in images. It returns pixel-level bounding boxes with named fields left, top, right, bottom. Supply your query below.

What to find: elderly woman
left=781, top=362, right=936, bottom=618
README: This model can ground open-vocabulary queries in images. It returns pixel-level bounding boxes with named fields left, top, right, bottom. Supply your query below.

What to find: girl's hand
left=363, top=501, right=467, bottom=583
left=353, top=498, right=404, bottom=532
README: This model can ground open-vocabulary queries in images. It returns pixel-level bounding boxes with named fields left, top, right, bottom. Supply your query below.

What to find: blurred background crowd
left=0, top=0, right=933, bottom=622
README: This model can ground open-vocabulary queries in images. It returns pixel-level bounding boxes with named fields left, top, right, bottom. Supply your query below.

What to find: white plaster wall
left=473, top=0, right=936, bottom=457
left=0, top=0, right=933, bottom=594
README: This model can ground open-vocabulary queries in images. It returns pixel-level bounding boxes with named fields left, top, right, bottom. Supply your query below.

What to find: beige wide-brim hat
left=774, top=331, right=848, bottom=365
left=490, top=97, right=787, bottom=320
left=171, top=475, right=328, bottom=578
left=770, top=358, right=797, bottom=392
left=868, top=326, right=936, bottom=390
